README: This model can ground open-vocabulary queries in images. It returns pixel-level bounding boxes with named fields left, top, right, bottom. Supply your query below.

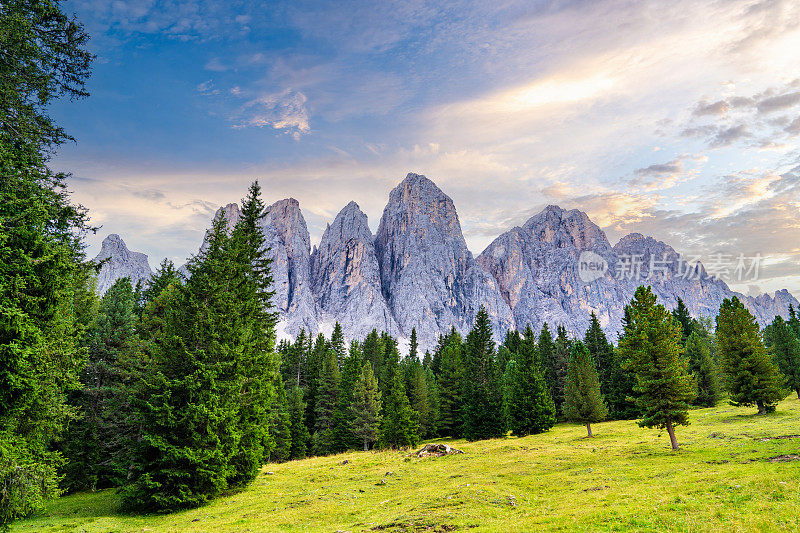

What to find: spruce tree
left=503, top=329, right=556, bottom=436
left=405, top=359, right=434, bottom=437
left=461, top=307, right=504, bottom=441
left=350, top=363, right=382, bottom=450
left=0, top=0, right=93, bottom=524
left=330, top=322, right=346, bottom=368
left=436, top=339, right=464, bottom=437
left=564, top=341, right=608, bottom=437
left=313, top=348, right=342, bottom=456
left=550, top=326, right=571, bottom=417
left=61, top=278, right=139, bottom=492
left=767, top=316, right=800, bottom=399
left=408, top=328, right=419, bottom=360
left=333, top=341, right=364, bottom=451
left=287, top=387, right=310, bottom=460
left=379, top=366, right=419, bottom=449
left=671, top=297, right=693, bottom=343
left=268, top=377, right=292, bottom=463
left=619, top=286, right=695, bottom=450
left=789, top=305, right=800, bottom=338
left=716, top=297, right=786, bottom=414
left=584, top=313, right=614, bottom=397
left=607, top=306, right=640, bottom=420
left=685, top=331, right=721, bottom=407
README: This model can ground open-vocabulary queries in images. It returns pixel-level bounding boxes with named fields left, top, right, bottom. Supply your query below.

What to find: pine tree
left=564, top=341, right=608, bottom=437
left=350, top=363, right=382, bottom=450
left=379, top=364, right=419, bottom=449
left=122, top=183, right=279, bottom=511
left=607, top=306, right=640, bottom=420
left=313, top=348, right=342, bottom=456
left=408, top=328, right=419, bottom=360
left=503, top=328, right=556, bottom=436
left=287, top=387, right=310, bottom=460
left=716, top=297, right=786, bottom=414
left=549, top=326, right=571, bottom=417
left=461, top=307, right=504, bottom=441
left=436, top=339, right=464, bottom=437
left=685, top=331, right=721, bottom=407
left=268, top=378, right=292, bottom=463
left=767, top=315, right=800, bottom=399
left=330, top=322, right=346, bottom=368
left=671, top=297, right=693, bottom=343
left=584, top=313, right=614, bottom=397
left=619, top=286, right=695, bottom=450
left=333, top=341, right=363, bottom=451
left=61, top=278, right=139, bottom=492
left=304, top=333, right=328, bottom=432
left=789, top=305, right=800, bottom=338
left=405, top=359, right=434, bottom=437
left=361, top=330, right=385, bottom=392
left=0, top=0, right=93, bottom=524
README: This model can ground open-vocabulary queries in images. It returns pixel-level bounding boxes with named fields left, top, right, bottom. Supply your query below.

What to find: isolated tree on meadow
left=564, top=341, right=608, bottom=437
left=619, top=286, right=695, bottom=450
left=716, top=297, right=785, bottom=414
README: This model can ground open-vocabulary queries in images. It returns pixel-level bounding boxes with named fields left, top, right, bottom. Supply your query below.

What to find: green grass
left=14, top=400, right=800, bottom=532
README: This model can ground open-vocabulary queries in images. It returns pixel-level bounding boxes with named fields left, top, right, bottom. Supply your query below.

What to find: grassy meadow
left=14, top=400, right=800, bottom=532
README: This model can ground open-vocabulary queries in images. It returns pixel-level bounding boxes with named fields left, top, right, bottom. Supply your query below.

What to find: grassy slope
left=14, top=400, right=800, bottom=533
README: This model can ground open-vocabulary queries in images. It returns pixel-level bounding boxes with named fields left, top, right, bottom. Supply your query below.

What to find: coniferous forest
left=3, top=1, right=800, bottom=531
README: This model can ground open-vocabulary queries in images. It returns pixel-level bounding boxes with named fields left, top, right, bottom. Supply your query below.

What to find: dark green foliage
left=461, top=307, right=504, bottom=441
left=404, top=358, right=437, bottom=438
left=287, top=387, right=310, bottom=460
left=312, top=348, right=342, bottom=456
left=766, top=315, right=800, bottom=399
left=120, top=183, right=278, bottom=512
left=304, top=333, right=327, bottom=432
left=0, top=0, right=94, bottom=525
left=564, top=341, right=608, bottom=437
left=408, top=328, right=418, bottom=360
left=349, top=363, right=382, bottom=450
left=379, top=365, right=419, bottom=449
left=330, top=322, right=346, bottom=367
left=685, top=331, right=720, bottom=407
left=435, top=337, right=463, bottom=437
left=548, top=326, right=571, bottom=417
left=268, top=377, right=292, bottom=463
left=716, top=297, right=786, bottom=415
left=61, top=278, right=139, bottom=492
left=671, top=298, right=693, bottom=343
left=584, top=313, right=614, bottom=395
left=503, top=328, right=556, bottom=436
left=619, top=287, right=695, bottom=449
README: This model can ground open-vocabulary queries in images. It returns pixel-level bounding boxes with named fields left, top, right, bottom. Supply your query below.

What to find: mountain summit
left=98, top=173, right=798, bottom=347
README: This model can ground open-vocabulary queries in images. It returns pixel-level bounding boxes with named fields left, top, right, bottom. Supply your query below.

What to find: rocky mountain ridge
left=95, top=173, right=798, bottom=347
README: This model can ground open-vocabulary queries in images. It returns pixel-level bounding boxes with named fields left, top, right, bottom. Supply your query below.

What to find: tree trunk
left=586, top=422, right=593, bottom=438
left=665, top=418, right=679, bottom=450
left=363, top=437, right=369, bottom=451
left=757, top=399, right=766, bottom=415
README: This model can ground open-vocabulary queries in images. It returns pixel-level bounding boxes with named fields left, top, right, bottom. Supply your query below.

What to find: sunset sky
left=53, top=0, right=800, bottom=296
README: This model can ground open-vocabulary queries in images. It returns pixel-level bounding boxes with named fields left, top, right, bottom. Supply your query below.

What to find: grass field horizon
left=15, top=400, right=800, bottom=532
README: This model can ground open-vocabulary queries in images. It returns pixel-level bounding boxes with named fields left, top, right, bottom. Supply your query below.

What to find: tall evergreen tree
left=312, top=348, right=342, bottom=456
left=287, top=387, right=310, bottom=460
left=767, top=315, right=800, bottom=399
left=268, top=377, right=292, bottom=463
left=61, top=278, right=139, bottom=492
left=379, top=363, right=419, bottom=449
left=788, top=305, right=800, bottom=338
left=461, top=307, right=504, bottom=441
left=671, top=297, right=693, bottom=343
left=550, top=326, right=571, bottom=417
left=350, top=363, right=382, bottom=450
left=619, top=286, right=695, bottom=450
left=503, top=328, right=556, bottom=436
left=436, top=338, right=464, bottom=437
left=122, top=183, right=278, bottom=511
left=716, top=297, right=786, bottom=414
left=607, top=306, right=640, bottom=420
left=330, top=322, right=346, bottom=368
left=0, top=0, right=93, bottom=525
left=584, top=313, right=614, bottom=397
left=408, top=328, right=418, bottom=360
left=685, top=331, right=721, bottom=407
left=564, top=341, right=608, bottom=437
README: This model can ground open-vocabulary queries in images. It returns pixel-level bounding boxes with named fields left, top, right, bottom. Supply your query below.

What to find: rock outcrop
left=311, top=201, right=399, bottom=339
left=93, top=234, right=152, bottom=295
left=374, top=173, right=514, bottom=346
left=103, top=172, right=798, bottom=348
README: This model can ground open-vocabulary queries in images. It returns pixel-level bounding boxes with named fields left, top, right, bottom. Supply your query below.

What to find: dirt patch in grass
left=758, top=435, right=800, bottom=442
left=369, top=520, right=459, bottom=532
left=768, top=455, right=800, bottom=462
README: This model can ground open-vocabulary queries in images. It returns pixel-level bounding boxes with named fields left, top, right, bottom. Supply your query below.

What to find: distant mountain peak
left=94, top=234, right=152, bottom=295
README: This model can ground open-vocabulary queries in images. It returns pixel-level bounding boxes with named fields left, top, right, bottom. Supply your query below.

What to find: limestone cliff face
left=311, top=201, right=399, bottom=339
left=104, top=173, right=798, bottom=347
left=374, top=173, right=514, bottom=346
left=94, top=234, right=152, bottom=295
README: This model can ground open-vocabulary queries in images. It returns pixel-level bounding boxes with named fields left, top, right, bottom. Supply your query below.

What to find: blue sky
left=53, top=0, right=800, bottom=296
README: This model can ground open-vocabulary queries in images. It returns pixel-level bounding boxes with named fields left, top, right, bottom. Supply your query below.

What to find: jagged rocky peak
left=523, top=205, right=610, bottom=251
left=217, top=202, right=241, bottom=228
left=311, top=201, right=399, bottom=339
left=375, top=172, right=514, bottom=346
left=261, top=197, right=317, bottom=337
left=94, top=234, right=152, bottom=295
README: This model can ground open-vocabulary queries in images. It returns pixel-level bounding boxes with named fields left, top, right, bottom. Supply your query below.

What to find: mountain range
left=95, top=173, right=798, bottom=348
